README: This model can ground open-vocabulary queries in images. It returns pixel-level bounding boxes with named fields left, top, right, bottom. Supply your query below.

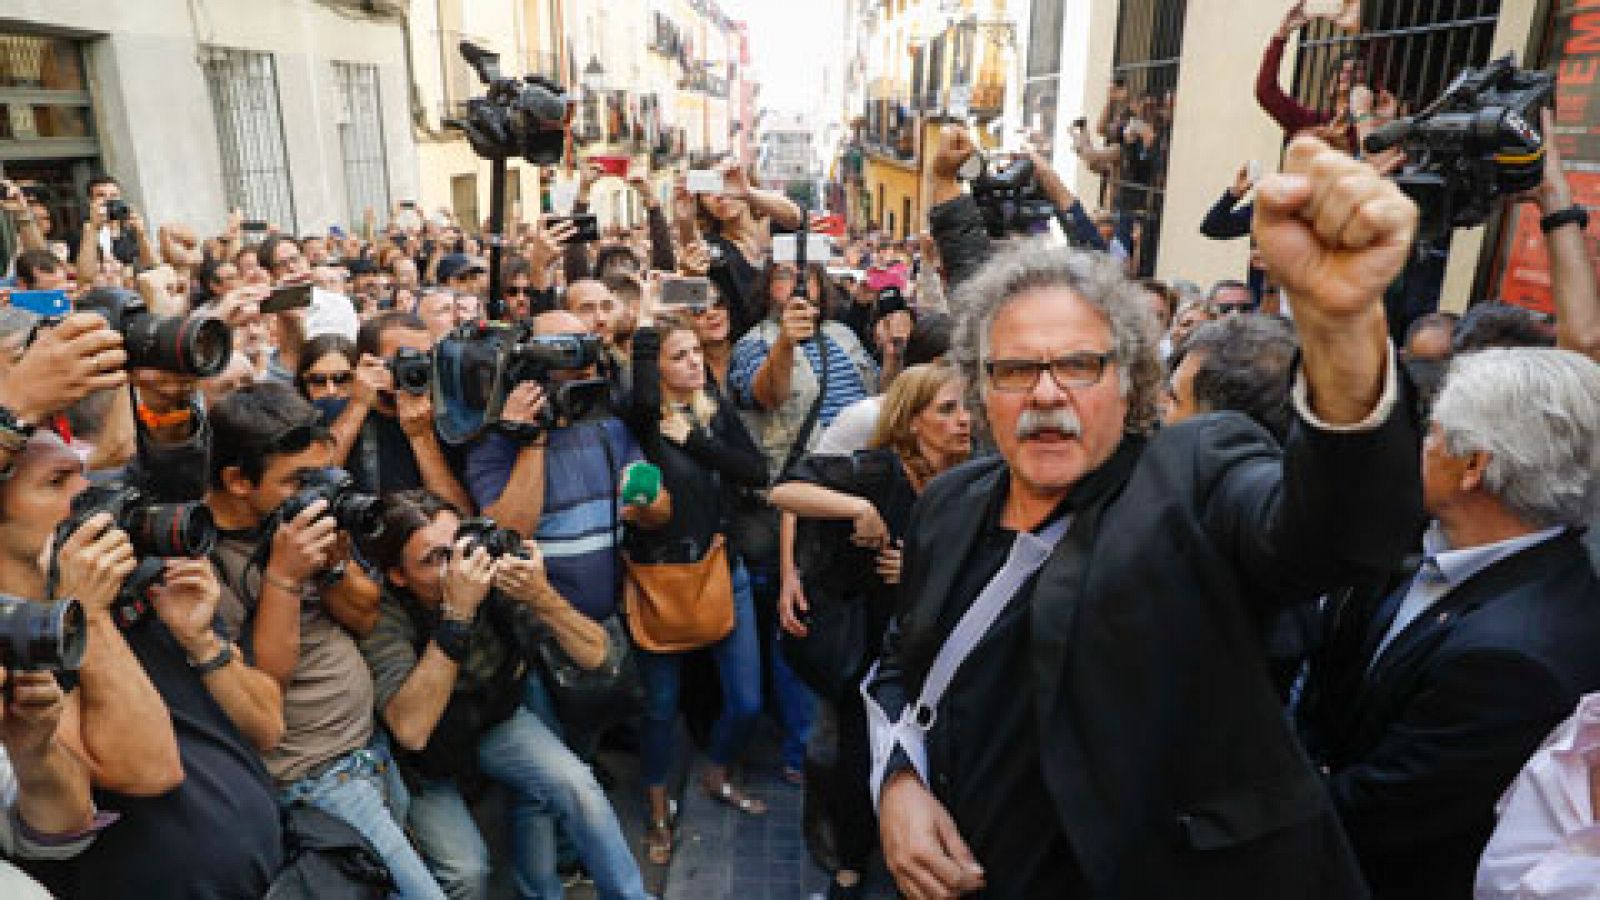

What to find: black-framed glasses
left=984, top=352, right=1113, bottom=393
left=303, top=371, right=354, bottom=388
left=1217, top=300, right=1260, bottom=315
left=504, top=286, right=531, bottom=297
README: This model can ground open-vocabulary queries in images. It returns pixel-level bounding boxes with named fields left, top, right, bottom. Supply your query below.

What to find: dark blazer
left=1298, top=530, right=1600, bottom=899
left=869, top=404, right=1425, bottom=898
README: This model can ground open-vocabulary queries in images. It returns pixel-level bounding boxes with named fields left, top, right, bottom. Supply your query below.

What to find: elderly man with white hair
left=1298, top=346, right=1600, bottom=900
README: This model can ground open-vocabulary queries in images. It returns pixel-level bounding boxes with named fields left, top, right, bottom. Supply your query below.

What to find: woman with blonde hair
left=770, top=362, right=972, bottom=899
left=623, top=312, right=770, bottom=866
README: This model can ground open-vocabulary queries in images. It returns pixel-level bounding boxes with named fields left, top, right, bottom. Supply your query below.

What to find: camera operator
left=321, top=311, right=474, bottom=515
left=359, top=489, right=647, bottom=900
left=465, top=310, right=646, bottom=623
left=205, top=381, right=442, bottom=897
left=0, top=665, right=107, bottom=900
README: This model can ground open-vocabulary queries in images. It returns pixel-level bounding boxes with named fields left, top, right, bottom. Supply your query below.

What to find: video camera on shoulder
left=75, top=287, right=232, bottom=378
left=1364, top=55, right=1554, bottom=242
left=53, top=481, right=219, bottom=631
left=431, top=322, right=611, bottom=445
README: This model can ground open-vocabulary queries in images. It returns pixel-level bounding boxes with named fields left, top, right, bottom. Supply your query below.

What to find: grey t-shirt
left=213, top=538, right=376, bottom=785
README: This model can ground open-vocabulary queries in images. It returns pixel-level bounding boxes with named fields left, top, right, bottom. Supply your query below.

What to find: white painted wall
left=3, top=0, right=419, bottom=236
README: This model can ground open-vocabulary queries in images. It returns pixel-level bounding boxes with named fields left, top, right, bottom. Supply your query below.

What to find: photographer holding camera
left=320, top=311, right=474, bottom=515
left=466, top=310, right=646, bottom=623
left=68, top=175, right=156, bottom=284
left=0, top=317, right=293, bottom=896
left=359, top=489, right=646, bottom=900
left=204, top=381, right=441, bottom=897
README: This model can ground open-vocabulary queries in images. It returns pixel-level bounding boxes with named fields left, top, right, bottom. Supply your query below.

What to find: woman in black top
left=771, top=362, right=972, bottom=899
left=694, top=161, right=804, bottom=339
left=625, top=315, right=771, bottom=866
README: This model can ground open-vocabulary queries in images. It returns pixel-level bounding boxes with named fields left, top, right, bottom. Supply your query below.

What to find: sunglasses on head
left=303, top=371, right=354, bottom=388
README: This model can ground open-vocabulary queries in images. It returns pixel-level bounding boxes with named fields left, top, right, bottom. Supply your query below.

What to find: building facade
left=1, top=0, right=418, bottom=238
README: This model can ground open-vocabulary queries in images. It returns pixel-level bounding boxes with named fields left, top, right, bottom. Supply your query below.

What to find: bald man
left=464, top=308, right=642, bottom=622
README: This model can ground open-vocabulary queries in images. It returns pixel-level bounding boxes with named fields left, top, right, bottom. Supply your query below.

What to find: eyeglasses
left=984, top=352, right=1113, bottom=393
left=504, top=286, right=531, bottom=297
left=303, top=371, right=354, bottom=389
left=1217, top=301, right=1259, bottom=314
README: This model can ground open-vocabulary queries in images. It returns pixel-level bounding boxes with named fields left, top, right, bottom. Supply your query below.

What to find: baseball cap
left=437, top=253, right=488, bottom=283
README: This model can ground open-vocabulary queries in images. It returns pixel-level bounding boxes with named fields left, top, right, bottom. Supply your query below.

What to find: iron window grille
left=1107, top=0, right=1189, bottom=277
left=201, top=45, right=296, bottom=233
left=332, top=61, right=390, bottom=232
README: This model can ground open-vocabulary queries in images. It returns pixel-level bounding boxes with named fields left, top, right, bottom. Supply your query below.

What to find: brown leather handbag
left=624, top=535, right=735, bottom=652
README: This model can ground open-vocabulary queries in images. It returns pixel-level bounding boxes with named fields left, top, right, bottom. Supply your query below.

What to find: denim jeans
left=278, top=737, right=444, bottom=900
left=638, top=562, right=762, bottom=786
left=747, top=563, right=817, bottom=771
left=405, top=677, right=648, bottom=900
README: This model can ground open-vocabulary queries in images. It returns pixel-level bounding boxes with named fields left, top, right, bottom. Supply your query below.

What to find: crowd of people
left=0, top=3, right=1596, bottom=898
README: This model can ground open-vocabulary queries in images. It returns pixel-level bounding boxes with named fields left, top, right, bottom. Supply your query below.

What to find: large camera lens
left=122, top=310, right=233, bottom=378
left=121, top=501, right=218, bottom=558
left=0, top=596, right=86, bottom=672
left=331, top=492, right=384, bottom=544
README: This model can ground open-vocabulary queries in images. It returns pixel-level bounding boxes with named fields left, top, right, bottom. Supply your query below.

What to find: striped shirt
left=465, top=416, right=641, bottom=620
left=728, top=327, right=873, bottom=427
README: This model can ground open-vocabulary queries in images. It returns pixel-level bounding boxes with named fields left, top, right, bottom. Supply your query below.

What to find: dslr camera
left=277, top=467, right=384, bottom=545
left=432, top=322, right=610, bottom=444
left=1364, top=55, right=1554, bottom=242
left=0, top=595, right=86, bottom=672
left=51, top=482, right=217, bottom=631
left=447, top=41, right=571, bottom=165
left=76, top=287, right=233, bottom=378
left=104, top=198, right=131, bottom=224
left=968, top=155, right=1057, bottom=239
left=456, top=517, right=527, bottom=559
left=390, top=348, right=432, bottom=396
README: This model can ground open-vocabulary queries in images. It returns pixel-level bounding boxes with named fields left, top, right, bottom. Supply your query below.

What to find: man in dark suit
left=866, top=135, right=1424, bottom=898
left=1297, top=346, right=1600, bottom=899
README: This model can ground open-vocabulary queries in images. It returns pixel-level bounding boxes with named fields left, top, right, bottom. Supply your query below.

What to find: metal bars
left=333, top=61, right=390, bottom=231
left=1107, top=0, right=1189, bottom=276
left=1289, top=0, right=1502, bottom=127
left=201, top=46, right=296, bottom=232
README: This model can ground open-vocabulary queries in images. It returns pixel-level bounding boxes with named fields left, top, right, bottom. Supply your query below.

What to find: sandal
left=703, top=777, right=767, bottom=815
left=644, top=799, right=677, bottom=866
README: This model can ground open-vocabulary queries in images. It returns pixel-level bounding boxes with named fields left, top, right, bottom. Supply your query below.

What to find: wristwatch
left=1540, top=204, right=1589, bottom=234
left=189, top=641, right=234, bottom=676
left=433, top=618, right=473, bottom=664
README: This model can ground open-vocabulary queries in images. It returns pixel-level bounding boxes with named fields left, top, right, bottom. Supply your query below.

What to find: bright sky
left=722, top=0, right=845, bottom=116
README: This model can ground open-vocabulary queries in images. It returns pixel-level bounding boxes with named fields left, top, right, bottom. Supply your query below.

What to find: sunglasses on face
left=504, top=286, right=532, bottom=297
left=303, top=371, right=354, bottom=388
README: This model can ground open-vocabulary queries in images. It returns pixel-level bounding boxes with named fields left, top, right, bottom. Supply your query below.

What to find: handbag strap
left=865, top=513, right=1071, bottom=795
left=777, top=331, right=832, bottom=482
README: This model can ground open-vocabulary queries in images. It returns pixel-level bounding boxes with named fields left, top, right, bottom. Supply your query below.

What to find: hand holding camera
left=930, top=125, right=979, bottom=182
left=492, top=542, right=553, bottom=612
left=499, top=381, right=548, bottom=430
left=1, top=313, right=127, bottom=424
left=52, top=513, right=138, bottom=619
left=267, top=497, right=337, bottom=587
left=777, top=298, right=817, bottom=347
left=352, top=354, right=391, bottom=411
left=150, top=559, right=224, bottom=663
left=395, top=387, right=436, bottom=440
left=442, top=538, right=496, bottom=622
left=0, top=668, right=67, bottom=759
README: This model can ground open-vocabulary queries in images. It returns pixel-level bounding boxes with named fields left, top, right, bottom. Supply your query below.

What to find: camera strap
left=778, top=331, right=833, bottom=482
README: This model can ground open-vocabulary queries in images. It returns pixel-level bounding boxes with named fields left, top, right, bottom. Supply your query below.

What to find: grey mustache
left=1016, top=408, right=1082, bottom=440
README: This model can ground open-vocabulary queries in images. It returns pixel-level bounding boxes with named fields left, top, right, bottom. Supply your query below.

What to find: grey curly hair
left=950, top=240, right=1163, bottom=435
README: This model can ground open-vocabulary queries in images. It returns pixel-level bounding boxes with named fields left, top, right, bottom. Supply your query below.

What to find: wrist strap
left=433, top=618, right=473, bottom=664
left=190, top=641, right=233, bottom=675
